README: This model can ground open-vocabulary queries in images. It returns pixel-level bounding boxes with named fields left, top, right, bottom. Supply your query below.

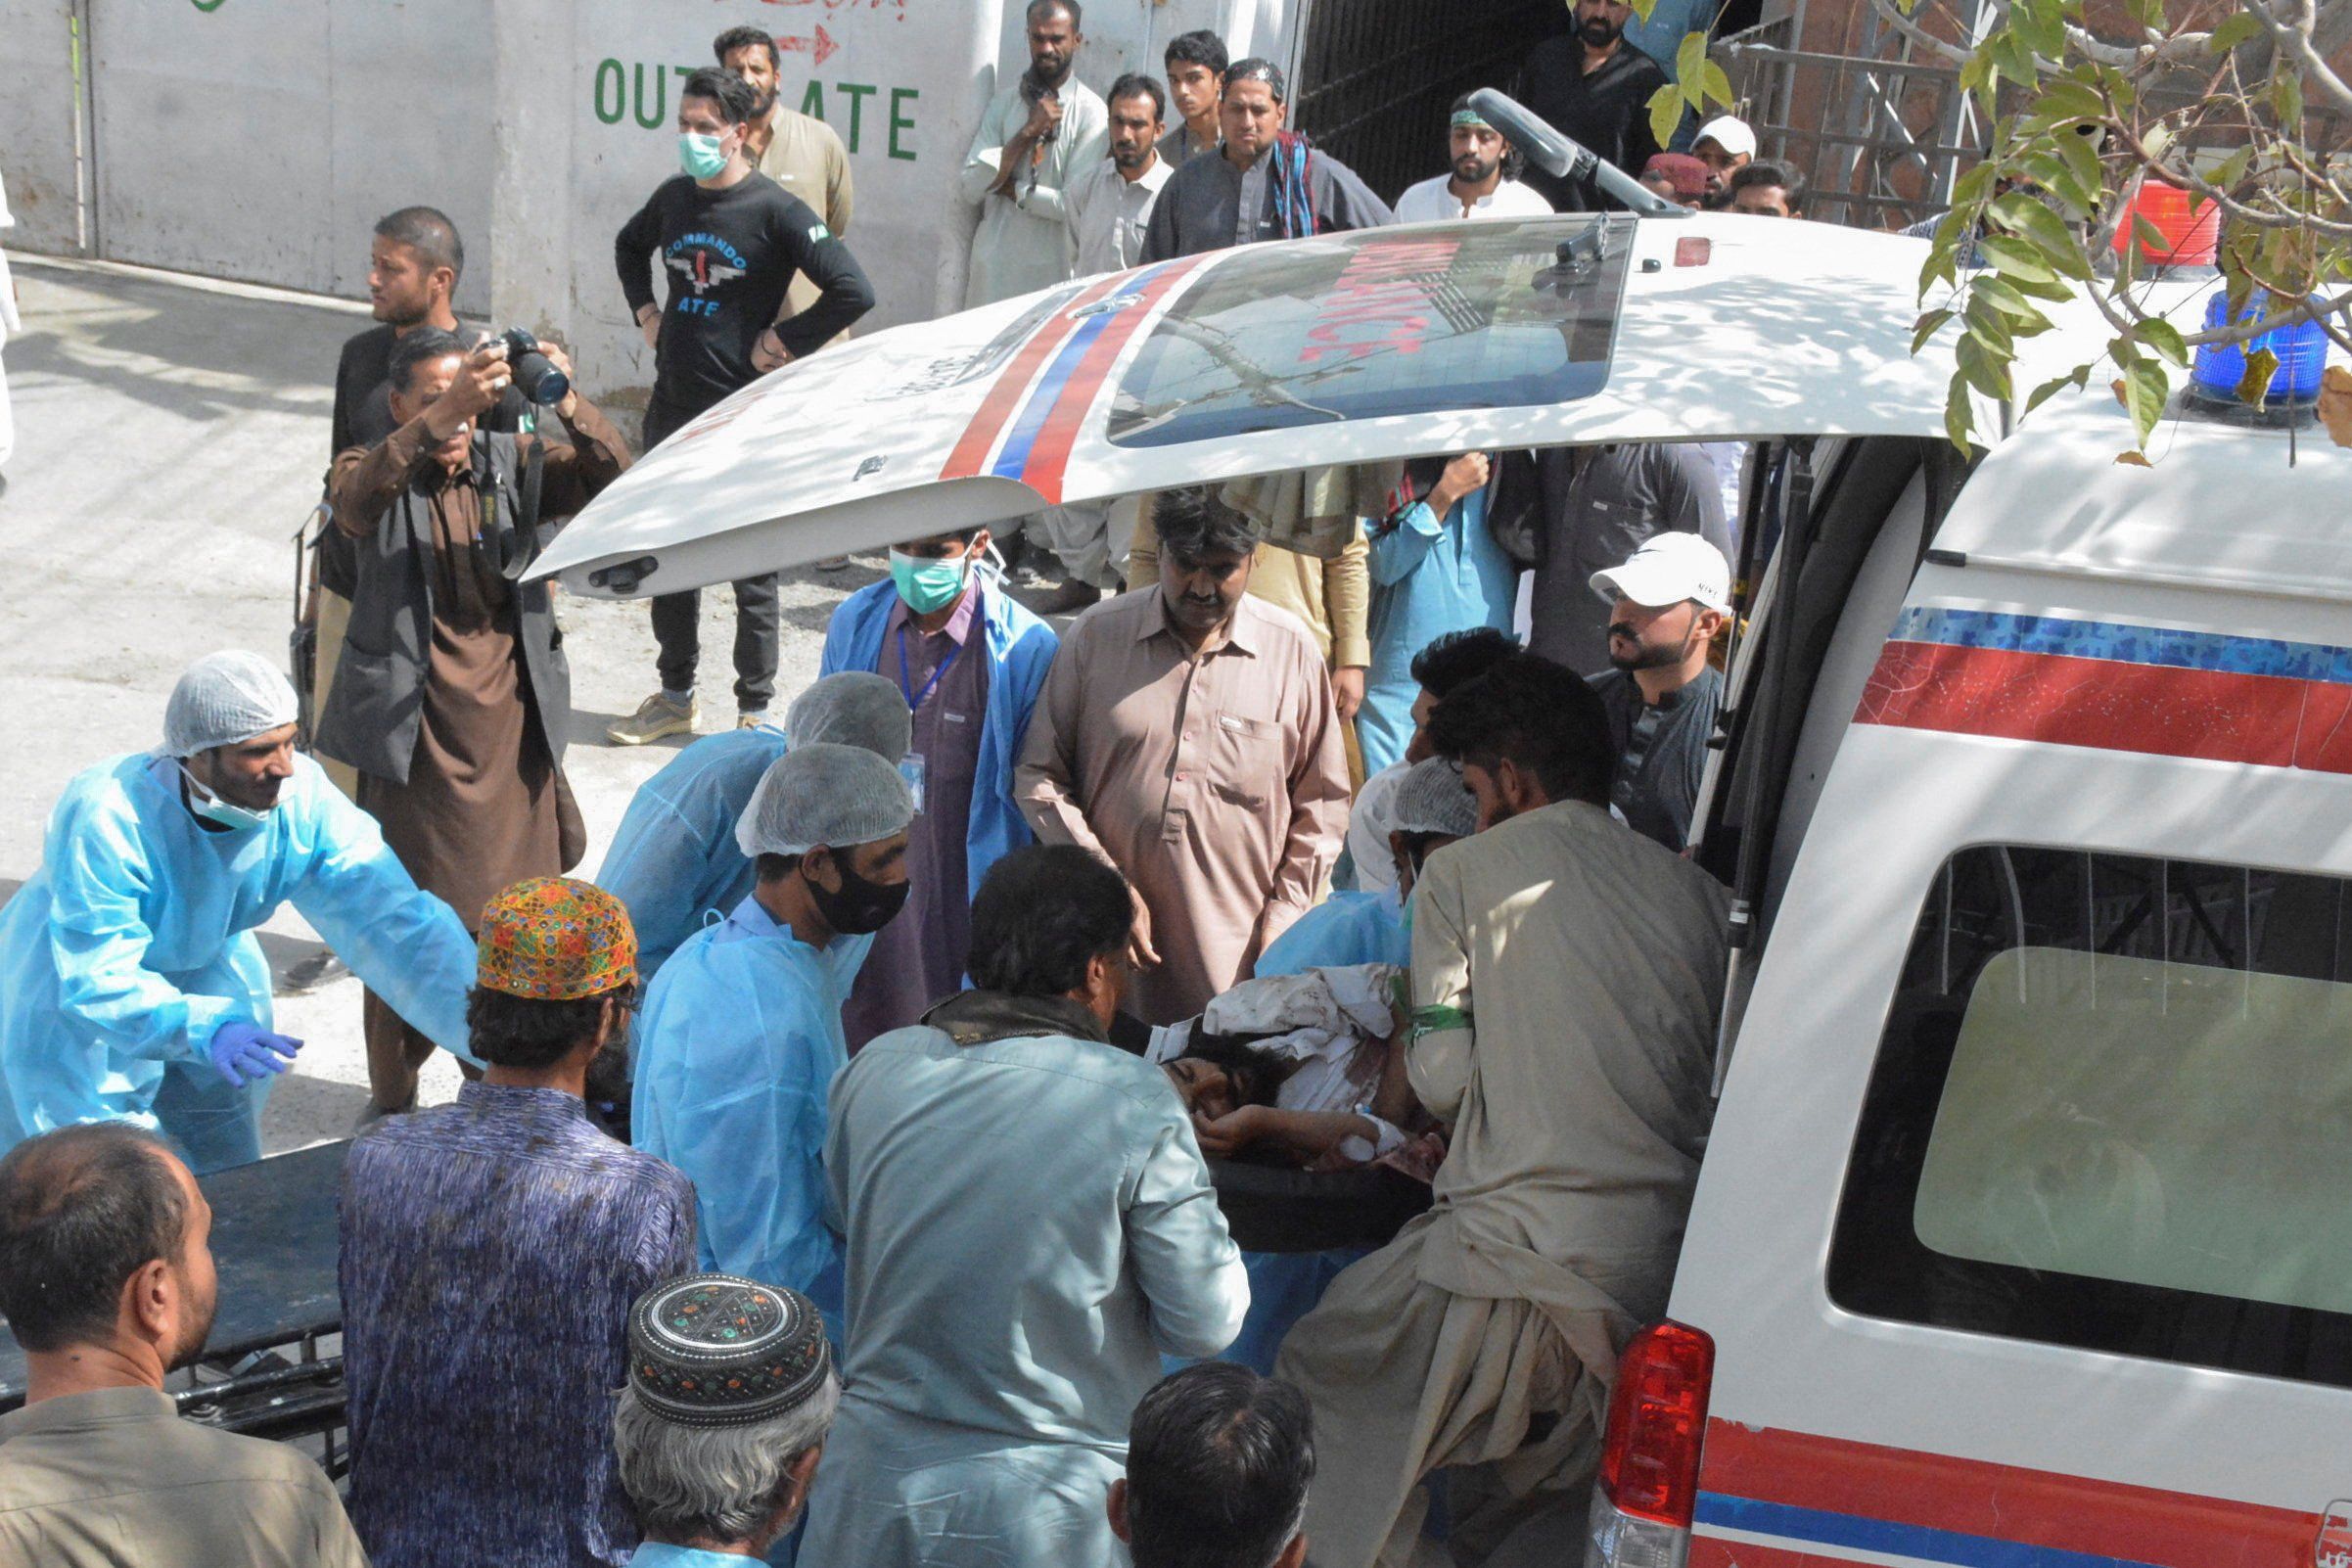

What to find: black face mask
left=807, top=853, right=910, bottom=936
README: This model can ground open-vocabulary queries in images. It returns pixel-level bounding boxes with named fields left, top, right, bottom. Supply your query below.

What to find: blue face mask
left=889, top=549, right=971, bottom=615
left=678, top=131, right=730, bottom=179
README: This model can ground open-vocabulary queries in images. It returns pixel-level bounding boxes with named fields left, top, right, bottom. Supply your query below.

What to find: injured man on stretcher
left=1146, top=963, right=1441, bottom=1177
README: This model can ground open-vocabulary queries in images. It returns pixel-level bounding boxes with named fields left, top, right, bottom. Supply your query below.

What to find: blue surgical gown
left=630, top=895, right=870, bottom=1340
left=1358, top=490, right=1520, bottom=778
left=0, top=753, right=477, bottom=1172
left=597, top=726, right=788, bottom=985
left=1254, top=887, right=1410, bottom=978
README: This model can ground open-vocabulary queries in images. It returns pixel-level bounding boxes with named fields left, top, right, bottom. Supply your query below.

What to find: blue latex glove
left=208, top=1021, right=302, bottom=1086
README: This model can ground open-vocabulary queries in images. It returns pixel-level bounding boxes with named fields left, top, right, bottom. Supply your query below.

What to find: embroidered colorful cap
left=627, top=1274, right=833, bottom=1429
left=475, top=877, right=639, bottom=1000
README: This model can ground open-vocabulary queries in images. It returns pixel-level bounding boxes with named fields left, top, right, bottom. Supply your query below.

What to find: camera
left=497, top=329, right=570, bottom=406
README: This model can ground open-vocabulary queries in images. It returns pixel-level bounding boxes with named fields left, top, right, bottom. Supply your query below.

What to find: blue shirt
left=339, top=1083, right=698, bottom=1568
left=630, top=1546, right=759, bottom=1567
left=1358, top=489, right=1519, bottom=777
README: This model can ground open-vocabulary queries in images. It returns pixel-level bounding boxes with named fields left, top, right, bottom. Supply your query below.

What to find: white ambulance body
left=1594, top=394, right=2352, bottom=1568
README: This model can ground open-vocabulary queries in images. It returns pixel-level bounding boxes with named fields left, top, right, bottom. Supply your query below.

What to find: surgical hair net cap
left=735, top=742, right=915, bottom=858
left=1391, top=757, right=1481, bottom=840
left=162, top=650, right=300, bottom=758
left=785, top=671, right=912, bottom=761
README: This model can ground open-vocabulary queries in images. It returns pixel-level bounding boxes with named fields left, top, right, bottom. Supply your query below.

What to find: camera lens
left=502, top=329, right=570, bottom=406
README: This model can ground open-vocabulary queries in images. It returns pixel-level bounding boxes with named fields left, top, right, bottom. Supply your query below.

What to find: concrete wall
left=0, top=0, right=84, bottom=253
left=5, top=0, right=1306, bottom=399
left=80, top=0, right=495, bottom=314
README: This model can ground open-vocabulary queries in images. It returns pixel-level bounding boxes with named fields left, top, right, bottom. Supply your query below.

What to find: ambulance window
left=1105, top=217, right=1628, bottom=448
left=1827, top=848, right=2352, bottom=1390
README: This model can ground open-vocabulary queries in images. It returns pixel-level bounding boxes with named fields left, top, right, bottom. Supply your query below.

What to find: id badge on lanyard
left=899, top=752, right=927, bottom=814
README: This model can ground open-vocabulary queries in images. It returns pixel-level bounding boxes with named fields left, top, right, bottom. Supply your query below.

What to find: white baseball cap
left=1693, top=116, right=1758, bottom=160
left=1591, top=531, right=1732, bottom=615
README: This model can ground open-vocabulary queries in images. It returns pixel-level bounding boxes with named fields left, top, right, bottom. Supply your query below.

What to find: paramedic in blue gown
left=630, top=743, right=915, bottom=1341
left=0, top=652, right=476, bottom=1173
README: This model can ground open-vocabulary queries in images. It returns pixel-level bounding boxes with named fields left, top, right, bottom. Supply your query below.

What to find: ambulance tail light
left=1585, top=1320, right=1715, bottom=1568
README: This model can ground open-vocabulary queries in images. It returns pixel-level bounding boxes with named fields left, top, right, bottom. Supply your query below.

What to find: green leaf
left=1968, top=276, right=2057, bottom=335
left=1956, top=331, right=2013, bottom=400
left=1966, top=299, right=2017, bottom=356
left=2131, top=213, right=2171, bottom=254
left=1990, top=192, right=2087, bottom=269
left=2140, top=124, right=2172, bottom=165
left=1994, top=26, right=2041, bottom=85
left=1697, top=61, right=1733, bottom=107
left=1676, top=29, right=1710, bottom=84
left=1952, top=161, right=1999, bottom=208
left=1912, top=307, right=1957, bottom=354
left=1979, top=233, right=2060, bottom=284
left=2024, top=365, right=2092, bottom=415
left=2005, top=267, right=2079, bottom=304
left=2272, top=69, right=2305, bottom=128
left=2210, top=145, right=2255, bottom=194
left=2136, top=318, right=2189, bottom=366
left=1918, top=236, right=1960, bottom=294
left=1946, top=377, right=1979, bottom=454
left=1647, top=83, right=1683, bottom=151
left=2207, top=11, right=2264, bottom=53
left=2051, top=126, right=2107, bottom=208
left=2119, top=355, right=2169, bottom=446
left=2032, top=79, right=2106, bottom=122
left=2012, top=0, right=2065, bottom=60
left=2237, top=346, right=2281, bottom=403
left=2128, top=0, right=2164, bottom=31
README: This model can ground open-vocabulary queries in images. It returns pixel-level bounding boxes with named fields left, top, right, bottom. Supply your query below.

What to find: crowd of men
left=0, top=1, right=1822, bottom=1565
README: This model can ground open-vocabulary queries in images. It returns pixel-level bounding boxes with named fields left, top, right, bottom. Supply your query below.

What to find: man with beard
left=1527, top=440, right=1729, bottom=677
left=1016, top=486, right=1350, bottom=1025
left=1394, top=97, right=1555, bottom=223
left=0, top=1126, right=370, bottom=1565
left=956, top=0, right=1108, bottom=306
left=320, top=208, right=531, bottom=797
left=1277, top=654, right=1729, bottom=1568
left=323, top=328, right=630, bottom=1117
left=1066, top=73, right=1174, bottom=275
left=715, top=24, right=856, bottom=349
left=1141, top=59, right=1391, bottom=260
left=1587, top=532, right=1730, bottom=850
left=338, top=879, right=695, bottom=1568
left=1511, top=0, right=1668, bottom=210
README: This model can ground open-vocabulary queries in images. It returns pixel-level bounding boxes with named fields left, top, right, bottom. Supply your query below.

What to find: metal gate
left=82, top=0, right=493, bottom=311
left=1289, top=0, right=1564, bottom=204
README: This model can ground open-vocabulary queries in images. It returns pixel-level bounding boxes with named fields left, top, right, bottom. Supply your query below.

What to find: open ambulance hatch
left=529, top=211, right=1964, bottom=599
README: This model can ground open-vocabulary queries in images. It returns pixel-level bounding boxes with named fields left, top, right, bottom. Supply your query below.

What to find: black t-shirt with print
left=615, top=170, right=875, bottom=417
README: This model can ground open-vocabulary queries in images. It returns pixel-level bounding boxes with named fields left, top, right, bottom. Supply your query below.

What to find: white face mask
left=179, top=763, right=274, bottom=832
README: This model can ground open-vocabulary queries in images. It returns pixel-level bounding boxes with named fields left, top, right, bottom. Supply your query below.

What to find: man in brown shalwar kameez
left=318, top=327, right=630, bottom=1113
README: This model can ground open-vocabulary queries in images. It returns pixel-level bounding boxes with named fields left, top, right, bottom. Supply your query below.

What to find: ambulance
left=533, top=140, right=2351, bottom=1567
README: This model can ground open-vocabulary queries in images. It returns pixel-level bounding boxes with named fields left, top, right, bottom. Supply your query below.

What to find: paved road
left=0, top=255, right=890, bottom=1151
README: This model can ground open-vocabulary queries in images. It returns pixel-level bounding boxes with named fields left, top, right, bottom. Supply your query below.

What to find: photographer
left=320, top=329, right=630, bottom=1116
left=610, top=65, right=876, bottom=744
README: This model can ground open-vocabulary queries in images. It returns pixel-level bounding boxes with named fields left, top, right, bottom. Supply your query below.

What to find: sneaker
left=606, top=692, right=698, bottom=746
left=738, top=713, right=772, bottom=731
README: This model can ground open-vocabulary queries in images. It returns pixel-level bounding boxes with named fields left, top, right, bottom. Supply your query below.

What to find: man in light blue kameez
left=802, top=845, right=1249, bottom=1568
left=1358, top=455, right=1520, bottom=777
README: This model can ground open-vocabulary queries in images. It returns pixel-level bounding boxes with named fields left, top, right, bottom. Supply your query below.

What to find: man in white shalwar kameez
left=955, top=0, right=1109, bottom=309
left=1277, top=655, right=1729, bottom=1568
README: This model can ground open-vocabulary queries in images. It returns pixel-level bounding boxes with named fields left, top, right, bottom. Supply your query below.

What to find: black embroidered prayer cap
left=626, top=1273, right=831, bottom=1428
